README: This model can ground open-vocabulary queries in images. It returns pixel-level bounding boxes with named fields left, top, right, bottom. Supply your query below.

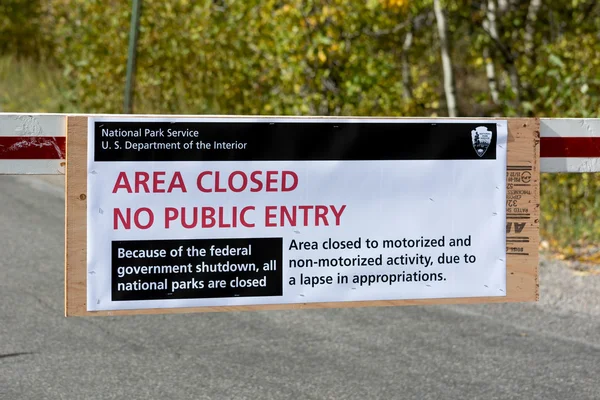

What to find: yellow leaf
left=573, top=270, right=600, bottom=276
left=318, top=50, right=327, bottom=63
left=382, top=0, right=408, bottom=9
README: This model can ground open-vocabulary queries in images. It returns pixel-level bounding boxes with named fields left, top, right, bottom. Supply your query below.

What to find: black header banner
left=94, top=120, right=498, bottom=162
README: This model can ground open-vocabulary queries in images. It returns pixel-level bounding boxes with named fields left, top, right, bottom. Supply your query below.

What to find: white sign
left=86, top=117, right=508, bottom=311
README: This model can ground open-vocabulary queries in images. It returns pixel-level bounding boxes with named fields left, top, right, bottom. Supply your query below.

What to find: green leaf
left=548, top=54, right=565, bottom=69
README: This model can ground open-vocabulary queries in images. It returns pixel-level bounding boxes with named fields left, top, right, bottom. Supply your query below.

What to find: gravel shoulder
left=537, top=254, right=600, bottom=317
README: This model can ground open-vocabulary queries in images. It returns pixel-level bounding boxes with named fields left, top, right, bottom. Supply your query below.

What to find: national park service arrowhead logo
left=471, top=126, right=493, bottom=157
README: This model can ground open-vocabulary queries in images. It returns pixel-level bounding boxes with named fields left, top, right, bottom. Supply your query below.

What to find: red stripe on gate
left=2, top=136, right=599, bottom=160
left=0, top=137, right=66, bottom=160
left=540, top=137, right=600, bottom=158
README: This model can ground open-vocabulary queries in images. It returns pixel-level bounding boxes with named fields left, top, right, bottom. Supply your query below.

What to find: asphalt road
left=1, top=175, right=599, bottom=400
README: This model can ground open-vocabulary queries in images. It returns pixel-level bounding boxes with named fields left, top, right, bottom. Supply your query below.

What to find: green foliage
left=0, top=0, right=599, bottom=256
left=0, top=55, right=74, bottom=112
left=533, top=28, right=600, bottom=254
left=2, top=0, right=597, bottom=118
left=49, top=0, right=130, bottom=113
left=522, top=35, right=600, bottom=118
left=44, top=0, right=441, bottom=116
left=0, top=0, right=52, bottom=59
left=540, top=173, right=600, bottom=254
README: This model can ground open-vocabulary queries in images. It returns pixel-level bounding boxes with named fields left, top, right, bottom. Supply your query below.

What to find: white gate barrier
left=1, top=114, right=599, bottom=175
left=0, top=113, right=598, bottom=316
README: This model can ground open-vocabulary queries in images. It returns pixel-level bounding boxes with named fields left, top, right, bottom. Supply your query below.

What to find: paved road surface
left=1, top=176, right=599, bottom=400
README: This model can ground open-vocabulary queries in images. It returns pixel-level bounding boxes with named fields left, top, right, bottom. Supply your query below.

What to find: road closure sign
left=74, top=116, right=511, bottom=313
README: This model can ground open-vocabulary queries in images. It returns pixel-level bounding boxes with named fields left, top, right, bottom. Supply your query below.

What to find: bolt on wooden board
left=65, top=116, right=539, bottom=317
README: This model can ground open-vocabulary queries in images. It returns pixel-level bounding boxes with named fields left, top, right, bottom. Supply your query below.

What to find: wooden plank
left=503, top=118, right=540, bottom=303
left=65, top=116, right=88, bottom=316
left=65, top=116, right=539, bottom=317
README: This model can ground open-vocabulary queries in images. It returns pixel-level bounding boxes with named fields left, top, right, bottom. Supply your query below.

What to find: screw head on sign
left=79, top=194, right=87, bottom=200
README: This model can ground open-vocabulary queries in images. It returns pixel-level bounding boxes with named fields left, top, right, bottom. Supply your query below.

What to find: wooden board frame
left=65, top=116, right=539, bottom=317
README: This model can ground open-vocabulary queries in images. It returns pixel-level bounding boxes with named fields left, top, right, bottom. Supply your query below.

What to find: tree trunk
left=508, top=64, right=521, bottom=104
left=492, top=0, right=521, bottom=104
left=524, top=0, right=541, bottom=53
left=401, top=24, right=414, bottom=102
left=433, top=0, right=457, bottom=117
left=483, top=48, right=499, bottom=105
left=497, top=0, right=508, bottom=13
left=483, top=0, right=500, bottom=105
